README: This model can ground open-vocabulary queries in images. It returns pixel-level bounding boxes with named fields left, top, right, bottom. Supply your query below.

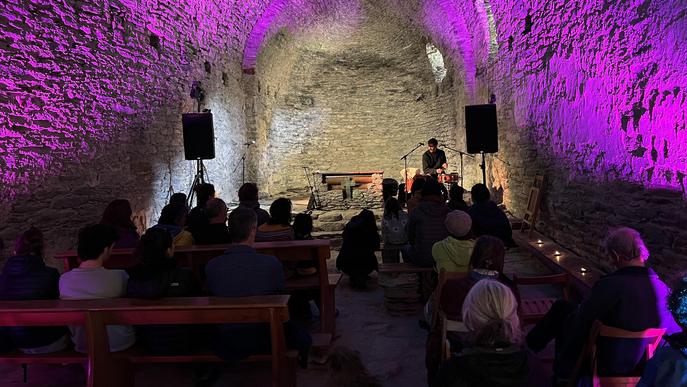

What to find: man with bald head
left=526, top=227, right=680, bottom=381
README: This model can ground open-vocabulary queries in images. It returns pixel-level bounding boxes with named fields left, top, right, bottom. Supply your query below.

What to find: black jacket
left=336, top=216, right=380, bottom=276
left=126, top=261, right=200, bottom=354
left=0, top=255, right=68, bottom=349
left=436, top=344, right=529, bottom=387
left=423, top=149, right=447, bottom=175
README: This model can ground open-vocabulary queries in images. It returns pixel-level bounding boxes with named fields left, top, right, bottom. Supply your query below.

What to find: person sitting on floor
left=435, top=279, right=528, bottom=387
left=336, top=209, right=380, bottom=289
left=152, top=202, right=194, bottom=246
left=186, top=183, right=215, bottom=237
left=406, top=179, right=450, bottom=268
left=194, top=198, right=231, bottom=245
left=466, top=184, right=514, bottom=247
left=255, top=198, right=294, bottom=242
left=126, top=228, right=199, bottom=354
left=381, top=197, right=408, bottom=264
left=432, top=210, right=474, bottom=273
left=205, top=208, right=311, bottom=366
left=237, top=183, right=270, bottom=227
left=59, top=224, right=135, bottom=353
left=447, top=184, right=468, bottom=212
left=526, top=227, right=680, bottom=382
left=638, top=275, right=687, bottom=387
left=0, top=227, right=70, bottom=354
left=100, top=199, right=140, bottom=248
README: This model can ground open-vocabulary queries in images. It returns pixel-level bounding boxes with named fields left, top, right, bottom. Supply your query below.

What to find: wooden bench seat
left=0, top=296, right=295, bottom=387
left=0, top=349, right=86, bottom=364
left=286, top=273, right=342, bottom=290
left=55, top=240, right=339, bottom=336
left=378, top=262, right=434, bottom=274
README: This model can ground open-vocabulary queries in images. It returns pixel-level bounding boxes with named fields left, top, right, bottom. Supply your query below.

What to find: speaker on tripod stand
left=465, top=104, right=498, bottom=185
left=182, top=112, right=215, bottom=206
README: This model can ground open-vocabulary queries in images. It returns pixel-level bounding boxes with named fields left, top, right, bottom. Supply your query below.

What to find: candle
left=536, top=239, right=543, bottom=245
left=554, top=250, right=561, bottom=256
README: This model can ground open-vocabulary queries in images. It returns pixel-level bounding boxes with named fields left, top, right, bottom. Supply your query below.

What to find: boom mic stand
left=400, top=142, right=424, bottom=194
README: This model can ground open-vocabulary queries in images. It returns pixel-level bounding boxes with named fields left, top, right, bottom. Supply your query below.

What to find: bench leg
left=320, top=291, right=336, bottom=335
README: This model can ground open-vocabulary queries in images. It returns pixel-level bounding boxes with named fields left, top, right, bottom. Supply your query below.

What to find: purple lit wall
left=0, top=0, right=271, bottom=260
left=418, top=0, right=687, bottom=276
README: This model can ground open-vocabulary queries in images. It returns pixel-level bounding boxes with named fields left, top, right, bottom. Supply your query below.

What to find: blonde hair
left=462, top=279, right=522, bottom=345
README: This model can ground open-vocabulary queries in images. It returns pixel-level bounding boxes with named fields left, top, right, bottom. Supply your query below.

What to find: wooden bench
left=512, top=230, right=598, bottom=300
left=55, top=240, right=339, bottom=335
left=0, top=296, right=295, bottom=387
left=378, top=262, right=434, bottom=274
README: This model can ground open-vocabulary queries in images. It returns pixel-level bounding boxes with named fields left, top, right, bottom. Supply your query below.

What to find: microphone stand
left=232, top=142, right=253, bottom=185
left=400, top=143, right=424, bottom=194
left=441, top=144, right=474, bottom=185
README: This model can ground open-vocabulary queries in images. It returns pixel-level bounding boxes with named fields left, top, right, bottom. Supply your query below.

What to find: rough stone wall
left=0, top=0, right=270, bottom=263
left=250, top=1, right=458, bottom=195
left=478, top=0, right=687, bottom=279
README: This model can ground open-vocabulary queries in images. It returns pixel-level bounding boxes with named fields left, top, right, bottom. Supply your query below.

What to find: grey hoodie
left=407, top=199, right=450, bottom=267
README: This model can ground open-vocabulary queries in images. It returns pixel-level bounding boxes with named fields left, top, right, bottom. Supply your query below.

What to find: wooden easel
left=521, top=175, right=544, bottom=237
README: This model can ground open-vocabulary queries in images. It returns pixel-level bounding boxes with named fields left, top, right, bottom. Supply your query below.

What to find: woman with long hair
left=100, top=199, right=139, bottom=248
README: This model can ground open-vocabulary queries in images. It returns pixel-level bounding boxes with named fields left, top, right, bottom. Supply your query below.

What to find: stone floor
left=0, top=246, right=556, bottom=387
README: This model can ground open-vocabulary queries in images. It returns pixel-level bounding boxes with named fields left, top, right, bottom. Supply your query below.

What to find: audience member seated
left=336, top=209, right=380, bottom=289
left=186, top=183, right=215, bottom=237
left=466, top=184, right=514, bottom=247
left=194, top=198, right=231, bottom=245
left=447, top=184, right=468, bottom=212
left=0, top=227, right=70, bottom=354
left=426, top=236, right=514, bottom=384
left=432, top=210, right=474, bottom=273
left=152, top=202, right=194, bottom=246
left=126, top=228, right=199, bottom=354
left=435, top=280, right=528, bottom=387
left=326, top=346, right=383, bottom=387
left=526, top=227, right=680, bottom=381
left=59, top=224, right=135, bottom=353
left=255, top=198, right=294, bottom=242
left=237, top=183, right=270, bottom=227
left=205, top=208, right=311, bottom=366
left=100, top=199, right=140, bottom=248
left=638, top=276, right=687, bottom=387
left=438, top=236, right=514, bottom=321
left=381, top=197, right=408, bottom=264
left=406, top=179, right=450, bottom=267
left=169, top=192, right=188, bottom=208
left=406, top=176, right=426, bottom=213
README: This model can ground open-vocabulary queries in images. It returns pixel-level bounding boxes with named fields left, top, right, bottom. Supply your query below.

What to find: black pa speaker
left=182, top=113, right=215, bottom=160
left=465, top=104, right=498, bottom=154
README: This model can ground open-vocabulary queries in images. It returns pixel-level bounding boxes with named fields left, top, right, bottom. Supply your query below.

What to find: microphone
left=244, top=140, right=256, bottom=146
left=418, top=142, right=424, bottom=146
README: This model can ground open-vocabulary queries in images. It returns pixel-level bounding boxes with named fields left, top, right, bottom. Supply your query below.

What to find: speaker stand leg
left=480, top=152, right=486, bottom=186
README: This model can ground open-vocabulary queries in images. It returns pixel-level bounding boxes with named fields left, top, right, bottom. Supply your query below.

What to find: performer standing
left=422, top=138, right=448, bottom=176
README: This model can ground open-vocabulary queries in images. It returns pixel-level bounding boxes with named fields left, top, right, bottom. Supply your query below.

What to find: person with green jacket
left=432, top=210, right=474, bottom=273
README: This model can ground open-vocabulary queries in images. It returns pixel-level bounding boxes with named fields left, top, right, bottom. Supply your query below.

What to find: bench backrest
left=0, top=296, right=291, bottom=387
left=55, top=240, right=331, bottom=272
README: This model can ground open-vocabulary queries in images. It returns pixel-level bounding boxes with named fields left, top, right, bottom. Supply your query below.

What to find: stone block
left=318, top=213, right=343, bottom=222
left=317, top=221, right=345, bottom=232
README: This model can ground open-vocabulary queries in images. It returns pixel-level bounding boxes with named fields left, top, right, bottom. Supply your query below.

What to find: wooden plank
left=378, top=263, right=434, bottom=273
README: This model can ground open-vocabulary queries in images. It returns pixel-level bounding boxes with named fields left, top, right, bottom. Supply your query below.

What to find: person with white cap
left=432, top=210, right=474, bottom=273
